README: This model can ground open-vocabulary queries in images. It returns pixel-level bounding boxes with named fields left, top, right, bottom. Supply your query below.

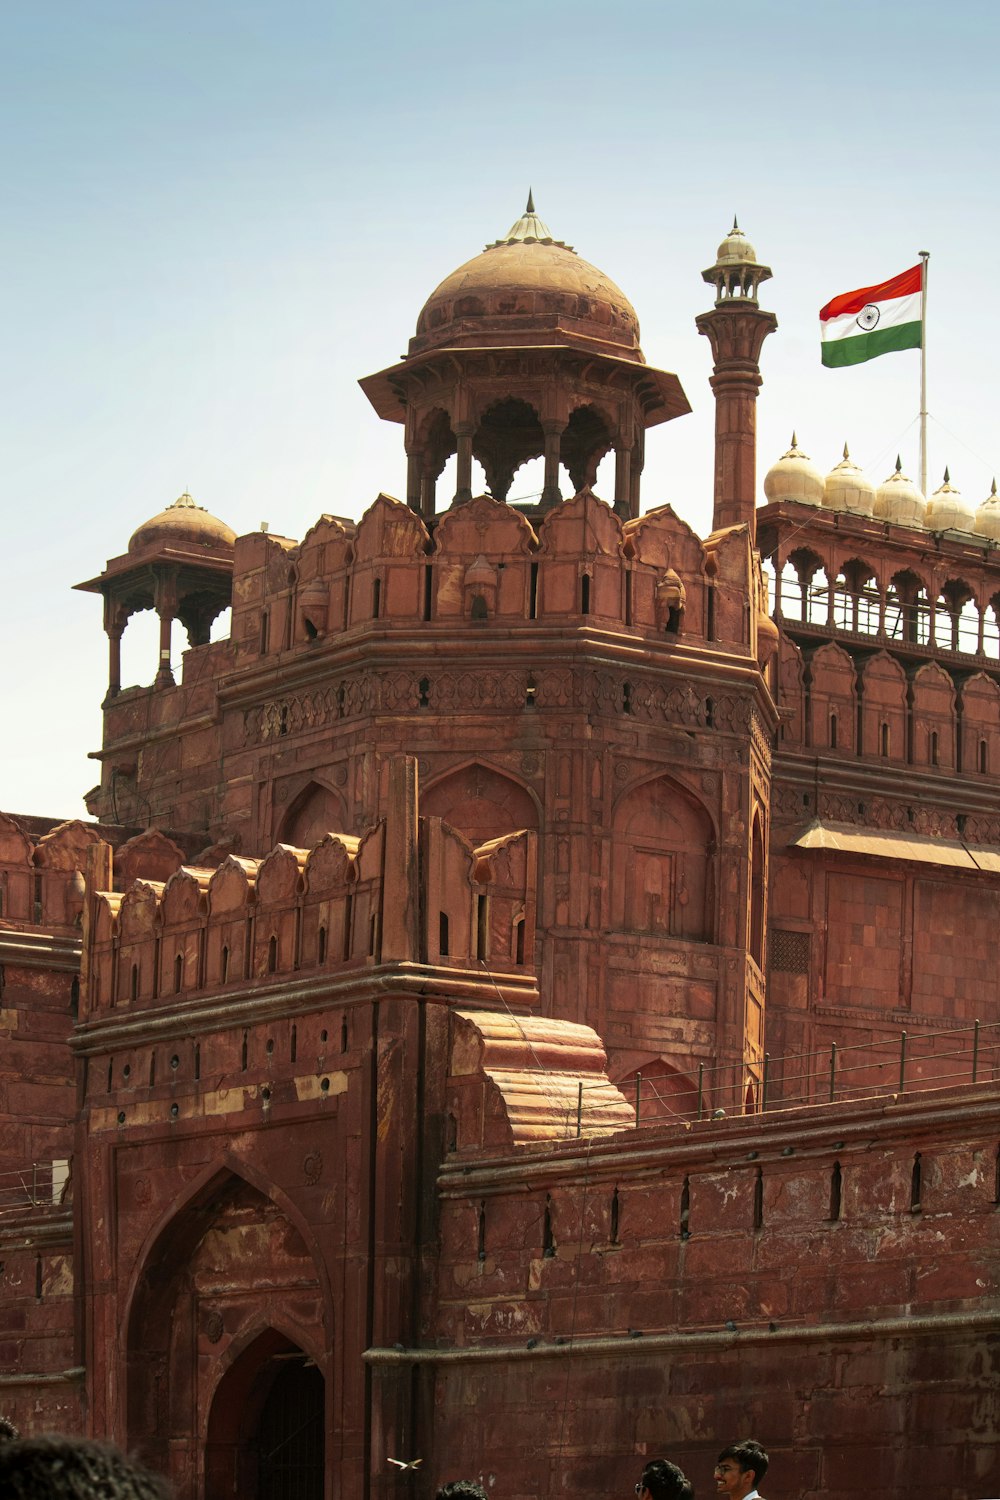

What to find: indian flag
left=820, top=264, right=923, bottom=368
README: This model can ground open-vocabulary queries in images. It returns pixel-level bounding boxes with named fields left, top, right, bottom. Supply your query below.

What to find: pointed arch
left=278, top=779, right=348, bottom=848
left=611, top=771, right=715, bottom=940
left=123, top=1156, right=333, bottom=1472
left=421, top=760, right=540, bottom=844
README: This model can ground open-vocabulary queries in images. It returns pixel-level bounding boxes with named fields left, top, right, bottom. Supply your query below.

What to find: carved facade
left=0, top=205, right=997, bottom=1500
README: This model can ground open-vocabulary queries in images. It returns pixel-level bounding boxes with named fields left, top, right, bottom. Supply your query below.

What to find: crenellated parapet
left=225, top=490, right=760, bottom=665
left=85, top=815, right=538, bottom=1018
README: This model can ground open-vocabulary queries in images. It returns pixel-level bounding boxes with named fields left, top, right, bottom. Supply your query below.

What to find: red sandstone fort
left=1, top=201, right=998, bottom=1499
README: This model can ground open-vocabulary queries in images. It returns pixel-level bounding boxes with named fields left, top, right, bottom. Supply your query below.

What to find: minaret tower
left=696, top=220, right=777, bottom=538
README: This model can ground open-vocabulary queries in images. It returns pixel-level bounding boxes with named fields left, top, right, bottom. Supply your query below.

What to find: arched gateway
left=125, top=1170, right=328, bottom=1500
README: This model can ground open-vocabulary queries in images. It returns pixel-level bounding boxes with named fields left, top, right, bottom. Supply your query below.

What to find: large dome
left=128, top=491, right=236, bottom=555
left=410, top=196, right=643, bottom=360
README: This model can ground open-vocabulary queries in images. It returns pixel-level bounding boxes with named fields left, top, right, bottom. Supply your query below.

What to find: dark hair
left=0, top=1437, right=170, bottom=1500
left=0, top=1417, right=21, bottom=1442
left=641, top=1459, right=694, bottom=1500
left=717, top=1441, right=768, bottom=1485
left=436, top=1485, right=488, bottom=1500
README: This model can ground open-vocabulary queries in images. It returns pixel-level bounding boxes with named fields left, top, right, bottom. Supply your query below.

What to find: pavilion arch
left=934, top=576, right=980, bottom=653
left=421, top=760, right=540, bottom=844
left=472, top=396, right=546, bottom=502
left=123, top=1156, right=332, bottom=1476
left=278, top=778, right=348, bottom=847
left=560, top=401, right=614, bottom=492
left=831, top=556, right=881, bottom=635
left=885, top=567, right=932, bottom=646
left=610, top=771, right=715, bottom=941
left=784, top=546, right=826, bottom=623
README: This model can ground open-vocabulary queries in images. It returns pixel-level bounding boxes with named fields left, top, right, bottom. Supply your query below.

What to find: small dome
left=715, top=218, right=758, bottom=267
left=874, top=457, right=926, bottom=527
left=128, top=492, right=236, bottom=555
left=762, top=433, right=825, bottom=507
left=824, top=444, right=876, bottom=517
left=976, top=479, right=1000, bottom=540
left=413, top=195, right=642, bottom=359
left=925, top=468, right=975, bottom=533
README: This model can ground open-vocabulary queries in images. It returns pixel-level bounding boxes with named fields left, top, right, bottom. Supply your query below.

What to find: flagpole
left=919, top=250, right=929, bottom=499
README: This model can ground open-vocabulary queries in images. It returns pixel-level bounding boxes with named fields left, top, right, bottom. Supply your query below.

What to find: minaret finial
left=791, top=430, right=797, bottom=448
left=895, top=455, right=902, bottom=473
left=843, top=442, right=850, bottom=461
left=944, top=465, right=951, bottom=484
left=732, top=214, right=739, bottom=233
left=526, top=187, right=535, bottom=214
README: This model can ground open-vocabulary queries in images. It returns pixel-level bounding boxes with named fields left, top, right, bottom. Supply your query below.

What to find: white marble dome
left=874, top=457, right=926, bottom=527
left=976, top=479, right=1000, bottom=540
left=925, top=468, right=976, bottom=532
left=762, top=434, right=825, bottom=507
left=824, top=444, right=876, bottom=516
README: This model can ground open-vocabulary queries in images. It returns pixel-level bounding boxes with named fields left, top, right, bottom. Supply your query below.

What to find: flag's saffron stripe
left=821, top=289, right=922, bottom=344
left=820, top=321, right=922, bottom=368
left=820, top=264, right=923, bottom=322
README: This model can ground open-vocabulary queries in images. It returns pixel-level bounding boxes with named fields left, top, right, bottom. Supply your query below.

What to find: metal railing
left=0, top=1159, right=70, bottom=1216
left=570, top=1019, right=1000, bottom=1135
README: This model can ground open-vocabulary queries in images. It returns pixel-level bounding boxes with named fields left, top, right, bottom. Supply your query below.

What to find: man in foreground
left=714, top=1440, right=768, bottom=1500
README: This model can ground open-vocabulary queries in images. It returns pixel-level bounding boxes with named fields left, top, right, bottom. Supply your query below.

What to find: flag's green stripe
left=821, top=321, right=922, bottom=367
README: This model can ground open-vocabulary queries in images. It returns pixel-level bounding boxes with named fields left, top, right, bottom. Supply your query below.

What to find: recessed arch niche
left=278, top=780, right=348, bottom=848
left=611, top=774, right=715, bottom=940
left=421, top=762, right=538, bottom=844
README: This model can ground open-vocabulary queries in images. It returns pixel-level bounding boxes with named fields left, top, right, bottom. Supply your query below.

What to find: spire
left=843, top=442, right=850, bottom=461
left=895, top=455, right=903, bottom=473
left=732, top=214, right=740, bottom=233
left=485, top=195, right=574, bottom=253
left=944, top=465, right=951, bottom=484
left=791, top=430, right=797, bottom=448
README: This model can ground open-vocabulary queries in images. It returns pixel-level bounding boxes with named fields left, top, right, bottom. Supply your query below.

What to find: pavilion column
left=420, top=462, right=437, bottom=521
left=405, top=448, right=422, bottom=514
left=153, top=570, right=179, bottom=687
left=107, top=622, right=124, bottom=698
left=613, top=443, right=633, bottom=519
left=155, top=609, right=174, bottom=686
left=454, top=425, right=474, bottom=506
left=540, top=421, right=565, bottom=511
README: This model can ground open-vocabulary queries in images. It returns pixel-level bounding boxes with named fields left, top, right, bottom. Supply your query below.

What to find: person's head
left=714, top=1441, right=768, bottom=1500
left=0, top=1436, right=170, bottom=1500
left=0, top=1417, right=21, bottom=1442
left=436, top=1484, right=488, bottom=1500
left=638, top=1459, right=694, bottom=1500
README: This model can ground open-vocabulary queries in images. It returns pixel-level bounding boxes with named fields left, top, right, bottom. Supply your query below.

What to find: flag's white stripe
left=821, top=290, right=922, bottom=344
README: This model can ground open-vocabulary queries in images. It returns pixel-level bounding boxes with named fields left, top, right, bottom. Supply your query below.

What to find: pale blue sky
left=3, top=0, right=999, bottom=819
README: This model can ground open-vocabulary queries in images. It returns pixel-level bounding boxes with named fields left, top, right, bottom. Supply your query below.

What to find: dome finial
left=732, top=214, right=740, bottom=234
left=895, top=455, right=902, bottom=474
left=993, top=477, right=997, bottom=497
left=526, top=187, right=535, bottom=214
left=944, top=465, right=951, bottom=484
left=843, top=442, right=850, bottom=461
left=791, top=430, right=797, bottom=448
